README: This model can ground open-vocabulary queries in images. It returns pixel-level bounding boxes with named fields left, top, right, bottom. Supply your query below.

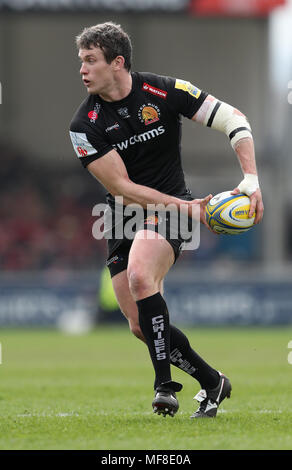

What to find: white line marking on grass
left=15, top=408, right=284, bottom=419
left=17, top=412, right=80, bottom=418
left=217, top=409, right=283, bottom=414
left=258, top=409, right=283, bottom=414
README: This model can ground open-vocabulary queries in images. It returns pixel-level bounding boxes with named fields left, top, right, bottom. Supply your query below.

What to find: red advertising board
left=189, top=0, right=286, bottom=16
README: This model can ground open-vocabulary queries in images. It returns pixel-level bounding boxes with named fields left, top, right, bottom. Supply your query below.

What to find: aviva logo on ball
left=206, top=191, right=255, bottom=235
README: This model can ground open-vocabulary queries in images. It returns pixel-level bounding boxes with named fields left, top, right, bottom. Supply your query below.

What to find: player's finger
left=249, top=196, right=257, bottom=219
left=199, top=207, right=218, bottom=235
left=203, top=218, right=219, bottom=235
left=231, top=187, right=240, bottom=195
left=254, top=201, right=264, bottom=224
left=200, top=194, right=213, bottom=206
left=193, top=197, right=210, bottom=207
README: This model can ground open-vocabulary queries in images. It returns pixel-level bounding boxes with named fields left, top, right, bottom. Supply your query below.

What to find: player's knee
left=127, top=266, right=155, bottom=299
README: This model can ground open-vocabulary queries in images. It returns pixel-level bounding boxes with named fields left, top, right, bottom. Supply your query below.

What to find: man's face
left=78, top=46, right=114, bottom=95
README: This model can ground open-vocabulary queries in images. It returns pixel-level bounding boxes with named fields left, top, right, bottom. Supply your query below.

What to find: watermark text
left=92, top=197, right=200, bottom=251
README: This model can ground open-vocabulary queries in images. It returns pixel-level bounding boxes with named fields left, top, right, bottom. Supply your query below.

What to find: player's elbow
left=233, top=108, right=246, bottom=118
left=108, top=176, right=135, bottom=200
left=214, top=103, right=253, bottom=149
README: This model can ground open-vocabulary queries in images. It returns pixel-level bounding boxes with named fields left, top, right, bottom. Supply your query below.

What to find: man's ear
left=113, top=55, right=125, bottom=71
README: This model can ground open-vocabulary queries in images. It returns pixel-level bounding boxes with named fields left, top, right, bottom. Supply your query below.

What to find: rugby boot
left=190, top=372, right=231, bottom=418
left=152, top=380, right=183, bottom=417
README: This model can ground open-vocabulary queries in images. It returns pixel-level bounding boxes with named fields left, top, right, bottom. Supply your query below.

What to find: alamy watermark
left=92, top=196, right=201, bottom=251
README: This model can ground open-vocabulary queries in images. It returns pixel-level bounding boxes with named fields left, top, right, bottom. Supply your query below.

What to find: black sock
left=169, top=324, right=219, bottom=390
left=136, top=292, right=171, bottom=389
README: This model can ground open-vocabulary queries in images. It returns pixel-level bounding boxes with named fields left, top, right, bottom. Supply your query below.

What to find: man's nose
left=80, top=63, right=88, bottom=75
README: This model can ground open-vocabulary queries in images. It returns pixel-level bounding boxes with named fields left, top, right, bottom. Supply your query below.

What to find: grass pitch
left=0, top=325, right=292, bottom=450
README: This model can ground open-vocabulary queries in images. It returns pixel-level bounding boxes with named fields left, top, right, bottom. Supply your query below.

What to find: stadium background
left=0, top=0, right=291, bottom=328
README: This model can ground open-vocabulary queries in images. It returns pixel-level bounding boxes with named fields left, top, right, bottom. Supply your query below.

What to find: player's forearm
left=234, top=137, right=257, bottom=175
left=233, top=136, right=261, bottom=195
left=87, top=153, right=189, bottom=212
left=193, top=95, right=261, bottom=192
left=112, top=179, right=188, bottom=212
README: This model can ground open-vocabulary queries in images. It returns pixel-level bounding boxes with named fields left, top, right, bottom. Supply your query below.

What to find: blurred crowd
left=0, top=143, right=259, bottom=272
left=0, top=143, right=107, bottom=271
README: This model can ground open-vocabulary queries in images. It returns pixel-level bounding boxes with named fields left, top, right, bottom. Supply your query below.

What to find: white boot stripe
left=216, top=377, right=225, bottom=403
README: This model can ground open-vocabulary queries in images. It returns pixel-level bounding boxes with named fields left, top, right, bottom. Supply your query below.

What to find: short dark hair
left=76, top=22, right=132, bottom=72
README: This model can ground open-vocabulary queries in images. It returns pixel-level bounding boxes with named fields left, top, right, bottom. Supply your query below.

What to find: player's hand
left=231, top=187, right=264, bottom=224
left=189, top=194, right=218, bottom=233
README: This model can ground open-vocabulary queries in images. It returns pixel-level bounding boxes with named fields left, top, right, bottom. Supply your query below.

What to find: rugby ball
left=205, top=191, right=255, bottom=235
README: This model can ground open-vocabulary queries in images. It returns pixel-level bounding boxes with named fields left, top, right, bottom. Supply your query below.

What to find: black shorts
left=105, top=200, right=198, bottom=278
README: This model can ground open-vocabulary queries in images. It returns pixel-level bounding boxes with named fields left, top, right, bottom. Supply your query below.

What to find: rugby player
left=69, top=22, right=264, bottom=418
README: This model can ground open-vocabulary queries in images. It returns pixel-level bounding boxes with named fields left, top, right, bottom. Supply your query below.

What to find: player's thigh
left=127, top=230, right=174, bottom=296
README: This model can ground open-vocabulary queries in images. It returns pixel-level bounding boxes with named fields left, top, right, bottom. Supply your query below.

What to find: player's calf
left=128, top=319, right=145, bottom=342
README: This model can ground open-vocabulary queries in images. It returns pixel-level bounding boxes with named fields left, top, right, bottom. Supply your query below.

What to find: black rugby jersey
left=69, top=72, right=208, bottom=198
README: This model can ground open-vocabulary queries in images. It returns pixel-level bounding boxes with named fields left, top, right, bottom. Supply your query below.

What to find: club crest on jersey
left=138, top=103, right=160, bottom=126
left=144, top=215, right=159, bottom=225
left=88, top=102, right=101, bottom=123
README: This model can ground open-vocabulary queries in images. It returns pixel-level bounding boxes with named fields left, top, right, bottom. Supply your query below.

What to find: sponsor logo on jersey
left=113, top=125, right=165, bottom=152
left=106, top=254, right=124, bottom=266
left=117, top=107, right=130, bottom=119
left=138, top=103, right=160, bottom=126
left=69, top=131, right=98, bottom=158
left=142, top=82, right=167, bottom=99
left=88, top=102, right=101, bottom=123
left=88, top=110, right=98, bottom=121
left=105, top=122, right=120, bottom=133
left=175, top=79, right=201, bottom=99
left=77, top=146, right=88, bottom=157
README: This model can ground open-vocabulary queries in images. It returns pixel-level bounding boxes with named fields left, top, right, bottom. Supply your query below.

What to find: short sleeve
left=69, top=100, right=113, bottom=168
left=166, top=77, right=208, bottom=119
left=69, top=128, right=113, bottom=168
